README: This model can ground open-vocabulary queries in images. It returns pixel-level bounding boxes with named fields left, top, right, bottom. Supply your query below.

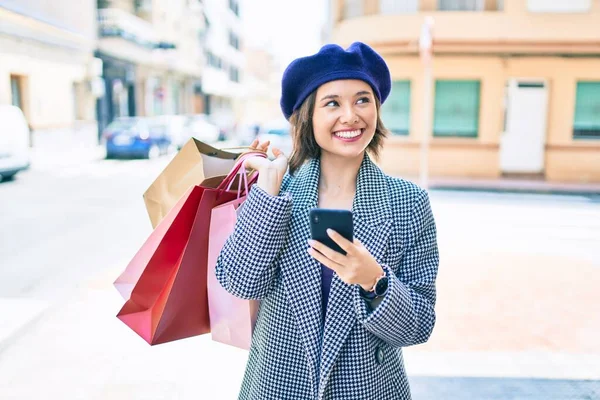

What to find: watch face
left=375, top=277, right=388, bottom=296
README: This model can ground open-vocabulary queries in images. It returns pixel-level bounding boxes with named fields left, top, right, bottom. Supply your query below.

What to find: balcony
left=98, top=8, right=169, bottom=50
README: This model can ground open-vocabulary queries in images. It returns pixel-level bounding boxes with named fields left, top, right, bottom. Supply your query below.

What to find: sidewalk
left=426, top=176, right=600, bottom=195
left=29, top=122, right=105, bottom=170
left=0, top=251, right=598, bottom=399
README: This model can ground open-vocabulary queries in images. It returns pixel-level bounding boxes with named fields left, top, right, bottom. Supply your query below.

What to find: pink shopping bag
left=206, top=156, right=262, bottom=350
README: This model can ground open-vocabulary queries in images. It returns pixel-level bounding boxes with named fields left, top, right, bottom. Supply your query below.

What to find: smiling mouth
left=333, top=129, right=364, bottom=139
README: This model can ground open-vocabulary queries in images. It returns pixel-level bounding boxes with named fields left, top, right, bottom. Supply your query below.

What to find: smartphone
left=309, top=208, right=354, bottom=255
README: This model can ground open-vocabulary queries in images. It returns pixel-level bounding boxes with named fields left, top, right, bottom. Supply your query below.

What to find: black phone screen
left=309, top=208, right=354, bottom=255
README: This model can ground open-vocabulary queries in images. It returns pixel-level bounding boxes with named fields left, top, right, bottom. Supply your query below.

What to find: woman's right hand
left=245, top=139, right=288, bottom=197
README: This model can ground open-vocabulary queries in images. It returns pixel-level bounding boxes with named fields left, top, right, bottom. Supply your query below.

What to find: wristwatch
left=359, top=268, right=389, bottom=300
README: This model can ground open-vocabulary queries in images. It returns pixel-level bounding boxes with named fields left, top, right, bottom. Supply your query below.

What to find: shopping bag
left=116, top=151, right=266, bottom=345
left=114, top=189, right=191, bottom=300
left=207, top=158, right=261, bottom=350
left=143, top=138, right=241, bottom=229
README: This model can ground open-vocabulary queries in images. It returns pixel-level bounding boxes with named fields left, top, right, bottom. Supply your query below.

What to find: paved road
left=0, top=154, right=598, bottom=399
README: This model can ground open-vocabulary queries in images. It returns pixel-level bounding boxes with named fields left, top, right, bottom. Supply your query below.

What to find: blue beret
left=280, top=42, right=392, bottom=120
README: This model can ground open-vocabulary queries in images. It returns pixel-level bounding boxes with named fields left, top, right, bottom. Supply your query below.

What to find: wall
left=377, top=55, right=600, bottom=182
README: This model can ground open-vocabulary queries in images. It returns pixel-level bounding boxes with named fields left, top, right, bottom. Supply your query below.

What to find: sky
left=241, top=0, right=329, bottom=71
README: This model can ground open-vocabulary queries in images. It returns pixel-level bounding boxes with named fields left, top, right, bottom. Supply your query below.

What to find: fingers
left=307, top=246, right=343, bottom=274
left=249, top=139, right=270, bottom=152
left=272, top=147, right=287, bottom=159
left=308, top=239, right=346, bottom=265
left=258, top=141, right=270, bottom=152
left=244, top=156, right=266, bottom=171
left=326, top=229, right=355, bottom=255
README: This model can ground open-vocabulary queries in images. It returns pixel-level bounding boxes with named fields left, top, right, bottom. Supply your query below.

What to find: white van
left=0, top=105, right=31, bottom=181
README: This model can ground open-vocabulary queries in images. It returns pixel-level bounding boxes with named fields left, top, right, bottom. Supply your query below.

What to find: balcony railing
left=98, top=8, right=159, bottom=49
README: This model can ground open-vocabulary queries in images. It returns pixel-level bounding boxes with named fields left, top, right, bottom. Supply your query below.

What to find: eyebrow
left=319, top=90, right=373, bottom=102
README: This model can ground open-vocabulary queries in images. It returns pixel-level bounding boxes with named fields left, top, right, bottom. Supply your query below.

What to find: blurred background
left=0, top=0, right=599, bottom=399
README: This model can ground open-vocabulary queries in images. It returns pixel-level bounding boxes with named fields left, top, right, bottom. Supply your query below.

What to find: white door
left=500, top=80, right=548, bottom=174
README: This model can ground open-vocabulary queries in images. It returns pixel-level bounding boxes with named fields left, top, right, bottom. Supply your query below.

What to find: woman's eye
left=357, top=97, right=370, bottom=104
left=325, top=100, right=339, bottom=107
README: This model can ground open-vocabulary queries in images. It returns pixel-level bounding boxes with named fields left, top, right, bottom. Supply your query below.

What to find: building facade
left=0, top=0, right=98, bottom=140
left=241, top=48, right=282, bottom=125
left=201, top=0, right=245, bottom=133
left=330, top=0, right=600, bottom=183
left=96, top=0, right=207, bottom=136
left=96, top=0, right=245, bottom=135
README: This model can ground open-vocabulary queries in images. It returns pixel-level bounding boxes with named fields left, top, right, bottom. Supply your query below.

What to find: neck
left=318, top=151, right=364, bottom=195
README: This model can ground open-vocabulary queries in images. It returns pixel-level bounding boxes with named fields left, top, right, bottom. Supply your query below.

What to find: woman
left=216, top=42, right=439, bottom=400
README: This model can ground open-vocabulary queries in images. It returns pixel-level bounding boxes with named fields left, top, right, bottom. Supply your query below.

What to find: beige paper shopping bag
left=143, top=138, right=242, bottom=228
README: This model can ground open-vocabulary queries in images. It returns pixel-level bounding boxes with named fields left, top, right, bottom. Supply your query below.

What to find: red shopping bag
left=207, top=159, right=261, bottom=350
left=116, top=152, right=265, bottom=345
left=114, top=190, right=190, bottom=300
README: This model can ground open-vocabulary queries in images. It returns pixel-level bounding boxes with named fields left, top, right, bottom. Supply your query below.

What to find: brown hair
left=287, top=91, right=389, bottom=175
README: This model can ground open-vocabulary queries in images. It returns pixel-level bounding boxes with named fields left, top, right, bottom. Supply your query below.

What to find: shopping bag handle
left=217, top=151, right=266, bottom=193
left=223, top=146, right=267, bottom=153
left=225, top=162, right=257, bottom=199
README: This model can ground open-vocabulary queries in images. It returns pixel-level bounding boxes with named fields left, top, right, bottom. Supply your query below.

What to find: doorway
left=500, top=79, right=548, bottom=175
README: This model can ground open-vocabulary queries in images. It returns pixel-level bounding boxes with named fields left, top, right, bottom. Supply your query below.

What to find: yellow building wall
left=332, top=2, right=600, bottom=47
left=0, top=6, right=95, bottom=128
left=0, top=51, right=89, bottom=129
left=332, top=0, right=600, bottom=183
left=377, top=56, right=600, bottom=182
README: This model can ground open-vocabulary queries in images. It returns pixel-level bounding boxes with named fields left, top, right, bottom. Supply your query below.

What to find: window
left=438, top=0, right=484, bottom=11
left=380, top=81, right=411, bottom=135
left=573, top=82, right=600, bottom=139
left=229, top=30, right=240, bottom=50
left=206, top=52, right=224, bottom=69
left=229, top=66, right=240, bottom=83
left=134, top=0, right=152, bottom=13
left=343, top=0, right=364, bottom=18
left=433, top=80, right=480, bottom=138
left=229, top=0, right=240, bottom=16
left=380, top=0, right=418, bottom=14
left=10, top=75, right=23, bottom=109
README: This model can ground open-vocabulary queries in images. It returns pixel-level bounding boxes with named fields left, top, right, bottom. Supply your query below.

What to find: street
left=0, top=154, right=599, bottom=399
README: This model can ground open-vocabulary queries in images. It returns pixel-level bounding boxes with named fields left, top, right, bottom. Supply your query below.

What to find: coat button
left=375, top=347, right=385, bottom=365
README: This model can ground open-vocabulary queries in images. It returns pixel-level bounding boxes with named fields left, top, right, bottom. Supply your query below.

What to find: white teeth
left=334, top=129, right=362, bottom=138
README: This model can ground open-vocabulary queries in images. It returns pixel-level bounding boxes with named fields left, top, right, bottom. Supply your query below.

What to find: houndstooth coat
left=216, top=154, right=439, bottom=400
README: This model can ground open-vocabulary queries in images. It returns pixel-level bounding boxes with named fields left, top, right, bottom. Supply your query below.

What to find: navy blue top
left=321, top=263, right=334, bottom=323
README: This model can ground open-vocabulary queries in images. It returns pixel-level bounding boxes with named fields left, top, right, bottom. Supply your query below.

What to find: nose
left=340, top=104, right=359, bottom=125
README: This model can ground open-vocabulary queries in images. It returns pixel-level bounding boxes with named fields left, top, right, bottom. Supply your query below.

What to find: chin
left=323, top=144, right=369, bottom=160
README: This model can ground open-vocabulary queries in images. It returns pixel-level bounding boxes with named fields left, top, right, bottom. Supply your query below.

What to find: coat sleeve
left=215, top=183, right=293, bottom=300
left=353, top=189, right=439, bottom=348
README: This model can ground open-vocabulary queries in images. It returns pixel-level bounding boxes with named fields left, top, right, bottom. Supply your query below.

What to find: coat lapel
left=318, top=154, right=394, bottom=396
left=280, top=154, right=394, bottom=397
left=279, top=158, right=322, bottom=391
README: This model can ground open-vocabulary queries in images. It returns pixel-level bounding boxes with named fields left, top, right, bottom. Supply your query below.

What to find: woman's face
left=312, top=79, right=377, bottom=160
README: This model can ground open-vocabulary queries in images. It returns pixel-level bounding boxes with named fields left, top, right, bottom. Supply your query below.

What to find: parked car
left=154, top=115, right=187, bottom=149
left=180, top=114, right=221, bottom=148
left=103, top=117, right=173, bottom=159
left=0, top=105, right=30, bottom=181
left=257, top=119, right=293, bottom=156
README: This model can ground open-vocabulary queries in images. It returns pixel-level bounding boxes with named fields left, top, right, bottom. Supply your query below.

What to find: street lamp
left=419, top=17, right=434, bottom=190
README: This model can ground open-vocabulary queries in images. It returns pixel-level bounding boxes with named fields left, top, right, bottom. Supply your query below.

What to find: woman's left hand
left=308, top=229, right=384, bottom=291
